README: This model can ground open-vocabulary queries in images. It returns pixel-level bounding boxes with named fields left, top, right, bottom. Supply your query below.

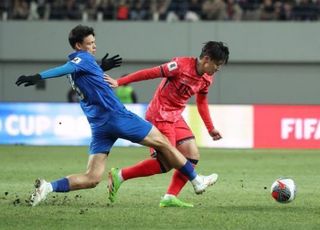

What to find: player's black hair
left=68, top=25, right=95, bottom=49
left=200, top=41, right=229, bottom=64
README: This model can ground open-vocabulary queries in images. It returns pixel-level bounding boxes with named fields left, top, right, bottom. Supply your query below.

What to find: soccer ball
left=271, top=178, right=296, bottom=203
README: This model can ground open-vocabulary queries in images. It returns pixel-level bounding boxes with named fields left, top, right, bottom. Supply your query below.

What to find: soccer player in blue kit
left=15, top=25, right=217, bottom=207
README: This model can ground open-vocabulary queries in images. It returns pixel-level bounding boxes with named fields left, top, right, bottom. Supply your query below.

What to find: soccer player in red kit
left=106, top=41, right=229, bottom=207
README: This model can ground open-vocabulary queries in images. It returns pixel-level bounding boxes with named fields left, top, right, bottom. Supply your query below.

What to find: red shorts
left=148, top=117, right=194, bottom=155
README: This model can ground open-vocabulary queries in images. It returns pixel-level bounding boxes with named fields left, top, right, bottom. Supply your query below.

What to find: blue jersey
left=39, top=50, right=152, bottom=154
left=67, top=51, right=127, bottom=129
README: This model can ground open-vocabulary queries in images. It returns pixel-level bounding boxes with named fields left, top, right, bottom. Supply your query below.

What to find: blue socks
left=51, top=178, right=70, bottom=192
left=179, top=161, right=197, bottom=181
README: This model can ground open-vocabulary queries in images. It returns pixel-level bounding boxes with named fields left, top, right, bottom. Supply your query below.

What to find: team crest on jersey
left=71, top=57, right=82, bottom=64
left=167, top=61, right=178, bottom=71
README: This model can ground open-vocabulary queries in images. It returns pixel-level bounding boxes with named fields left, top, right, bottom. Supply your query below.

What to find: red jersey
left=117, top=57, right=215, bottom=131
left=146, top=57, right=213, bottom=122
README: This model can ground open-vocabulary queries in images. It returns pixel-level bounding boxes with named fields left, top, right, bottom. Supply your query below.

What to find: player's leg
left=139, top=126, right=217, bottom=195
left=67, top=153, right=107, bottom=190
left=118, top=122, right=176, bottom=181
left=107, top=112, right=164, bottom=202
left=108, top=113, right=217, bottom=202
left=160, top=119, right=218, bottom=207
left=169, top=139, right=200, bottom=195
left=30, top=127, right=115, bottom=206
left=139, top=126, right=188, bottom=168
left=59, top=130, right=115, bottom=190
left=108, top=124, right=177, bottom=203
left=159, top=119, right=199, bottom=207
left=160, top=139, right=200, bottom=207
left=30, top=153, right=108, bottom=206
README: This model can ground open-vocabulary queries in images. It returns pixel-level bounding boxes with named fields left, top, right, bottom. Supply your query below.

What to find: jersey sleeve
left=160, top=58, right=180, bottom=78
left=40, top=62, right=76, bottom=79
left=117, top=66, right=162, bottom=86
left=118, top=58, right=181, bottom=86
left=196, top=93, right=214, bottom=132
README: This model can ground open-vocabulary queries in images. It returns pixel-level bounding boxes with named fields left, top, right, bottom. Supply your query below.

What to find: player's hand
left=15, top=74, right=42, bottom=87
left=209, top=128, right=222, bottom=141
left=100, top=53, right=122, bottom=71
left=103, top=74, right=119, bottom=88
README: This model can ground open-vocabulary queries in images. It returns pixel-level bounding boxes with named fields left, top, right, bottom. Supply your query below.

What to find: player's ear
left=74, top=42, right=82, bottom=51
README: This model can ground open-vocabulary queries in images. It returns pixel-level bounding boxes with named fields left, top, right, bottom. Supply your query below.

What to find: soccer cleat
left=159, top=196, right=194, bottom=208
left=108, top=168, right=122, bottom=203
left=29, top=179, right=51, bottom=207
left=193, top=173, right=218, bottom=195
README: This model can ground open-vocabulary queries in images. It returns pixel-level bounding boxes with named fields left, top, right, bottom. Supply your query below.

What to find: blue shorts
left=89, top=111, right=152, bottom=154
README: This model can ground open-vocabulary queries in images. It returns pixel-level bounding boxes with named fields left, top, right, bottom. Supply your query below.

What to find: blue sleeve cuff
left=39, top=62, right=76, bottom=79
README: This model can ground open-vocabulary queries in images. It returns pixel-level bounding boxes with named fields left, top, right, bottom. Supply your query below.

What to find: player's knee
left=187, top=158, right=199, bottom=166
left=152, top=150, right=174, bottom=173
left=162, top=165, right=173, bottom=173
left=157, top=158, right=172, bottom=173
left=88, top=179, right=100, bottom=188
left=86, top=174, right=102, bottom=188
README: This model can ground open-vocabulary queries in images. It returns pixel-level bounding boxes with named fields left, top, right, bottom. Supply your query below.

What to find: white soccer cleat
left=29, top=179, right=52, bottom=207
left=192, top=174, right=218, bottom=195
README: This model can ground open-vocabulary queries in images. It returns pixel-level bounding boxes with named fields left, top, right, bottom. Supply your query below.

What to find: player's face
left=203, top=56, right=224, bottom=75
left=76, top=35, right=96, bottom=55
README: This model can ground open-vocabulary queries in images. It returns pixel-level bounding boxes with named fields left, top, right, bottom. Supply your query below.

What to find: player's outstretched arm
left=15, top=63, right=76, bottom=87
left=104, top=66, right=162, bottom=88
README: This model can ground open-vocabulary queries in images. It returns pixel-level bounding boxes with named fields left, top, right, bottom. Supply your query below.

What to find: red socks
left=121, top=158, right=162, bottom=180
left=167, top=164, right=196, bottom=196
left=121, top=158, right=196, bottom=197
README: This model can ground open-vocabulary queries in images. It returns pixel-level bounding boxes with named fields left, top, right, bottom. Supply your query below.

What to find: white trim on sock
left=118, top=169, right=124, bottom=182
left=164, top=194, right=176, bottom=199
left=47, top=182, right=53, bottom=193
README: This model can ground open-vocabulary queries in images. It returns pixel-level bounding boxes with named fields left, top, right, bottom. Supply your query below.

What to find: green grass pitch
left=0, top=146, right=320, bottom=230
